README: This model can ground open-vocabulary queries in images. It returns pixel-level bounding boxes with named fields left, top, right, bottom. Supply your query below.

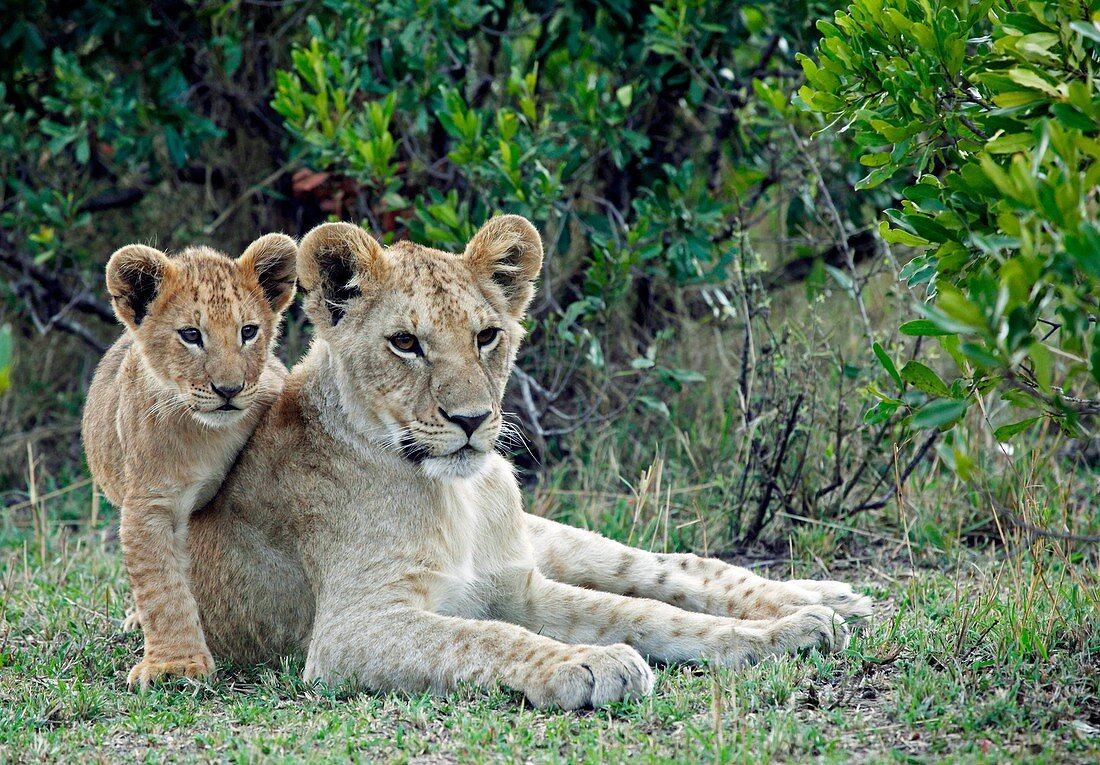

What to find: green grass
left=2, top=478, right=1098, bottom=764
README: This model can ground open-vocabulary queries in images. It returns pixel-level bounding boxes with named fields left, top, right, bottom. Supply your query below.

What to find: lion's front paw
left=122, top=610, right=141, bottom=632
left=126, top=651, right=215, bottom=690
left=759, top=604, right=849, bottom=659
left=789, top=580, right=873, bottom=628
left=527, top=644, right=654, bottom=710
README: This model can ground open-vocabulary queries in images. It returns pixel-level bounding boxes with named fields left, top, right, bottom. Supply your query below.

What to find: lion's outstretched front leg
left=525, top=515, right=872, bottom=625
left=304, top=605, right=653, bottom=710
left=494, top=570, right=848, bottom=668
left=120, top=496, right=214, bottom=689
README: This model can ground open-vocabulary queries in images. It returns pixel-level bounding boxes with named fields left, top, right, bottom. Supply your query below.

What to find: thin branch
left=743, top=393, right=805, bottom=542
left=841, top=430, right=939, bottom=516
left=986, top=495, right=1100, bottom=544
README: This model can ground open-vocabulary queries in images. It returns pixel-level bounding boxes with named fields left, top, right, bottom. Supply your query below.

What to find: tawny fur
left=81, top=234, right=297, bottom=689
left=117, top=215, right=873, bottom=709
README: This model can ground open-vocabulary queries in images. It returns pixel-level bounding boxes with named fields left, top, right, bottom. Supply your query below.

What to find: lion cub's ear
left=463, top=215, right=543, bottom=319
left=238, top=233, right=298, bottom=314
left=297, top=222, right=386, bottom=327
left=105, top=244, right=173, bottom=330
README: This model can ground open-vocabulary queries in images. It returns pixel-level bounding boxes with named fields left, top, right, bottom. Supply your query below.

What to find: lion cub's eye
left=178, top=327, right=203, bottom=347
left=241, top=324, right=259, bottom=343
left=476, top=327, right=501, bottom=348
left=388, top=333, right=422, bottom=355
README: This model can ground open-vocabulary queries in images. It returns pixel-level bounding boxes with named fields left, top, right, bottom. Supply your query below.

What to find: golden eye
left=477, top=327, right=500, bottom=348
left=389, top=333, right=421, bottom=354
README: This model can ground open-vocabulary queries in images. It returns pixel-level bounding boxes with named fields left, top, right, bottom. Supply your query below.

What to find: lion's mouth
left=399, top=436, right=432, bottom=464
left=215, top=403, right=241, bottom=412
left=400, top=438, right=486, bottom=464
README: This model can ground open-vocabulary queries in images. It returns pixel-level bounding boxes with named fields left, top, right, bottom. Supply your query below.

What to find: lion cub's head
left=106, top=234, right=298, bottom=428
left=298, top=216, right=543, bottom=479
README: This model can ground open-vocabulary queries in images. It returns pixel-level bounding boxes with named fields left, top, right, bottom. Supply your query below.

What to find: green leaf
left=638, top=395, right=670, bottom=418
left=824, top=264, right=853, bottom=292
left=1007, top=67, right=1065, bottom=97
left=899, top=320, right=954, bottom=337
left=960, top=342, right=1003, bottom=369
left=910, top=398, right=969, bottom=429
left=1029, top=342, right=1052, bottom=392
left=900, top=361, right=951, bottom=397
left=865, top=400, right=899, bottom=424
left=1070, top=20, right=1100, bottom=44
left=872, top=342, right=903, bottom=389
left=805, top=257, right=825, bottom=300
left=994, top=417, right=1040, bottom=442
left=878, top=220, right=928, bottom=247
left=859, top=152, right=890, bottom=167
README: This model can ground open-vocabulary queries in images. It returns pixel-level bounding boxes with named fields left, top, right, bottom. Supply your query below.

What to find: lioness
left=166, top=216, right=870, bottom=708
left=81, top=234, right=297, bottom=688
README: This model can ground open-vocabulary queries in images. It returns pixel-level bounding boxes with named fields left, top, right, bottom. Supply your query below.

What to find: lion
left=81, top=234, right=297, bottom=688
left=163, top=215, right=871, bottom=709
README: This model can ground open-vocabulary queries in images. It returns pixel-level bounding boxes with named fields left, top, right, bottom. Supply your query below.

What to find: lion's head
left=297, top=215, right=543, bottom=479
left=106, top=234, right=298, bottom=428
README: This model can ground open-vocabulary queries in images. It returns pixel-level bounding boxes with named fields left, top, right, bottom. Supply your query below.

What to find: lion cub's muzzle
left=187, top=379, right=262, bottom=423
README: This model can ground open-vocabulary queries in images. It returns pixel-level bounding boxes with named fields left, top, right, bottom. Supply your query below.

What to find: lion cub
left=81, top=234, right=297, bottom=689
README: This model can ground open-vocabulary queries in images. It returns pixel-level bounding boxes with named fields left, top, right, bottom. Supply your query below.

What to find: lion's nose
left=211, top=382, right=244, bottom=401
left=439, top=408, right=489, bottom=438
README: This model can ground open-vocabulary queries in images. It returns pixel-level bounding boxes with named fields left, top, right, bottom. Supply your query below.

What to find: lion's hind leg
left=526, top=515, right=872, bottom=626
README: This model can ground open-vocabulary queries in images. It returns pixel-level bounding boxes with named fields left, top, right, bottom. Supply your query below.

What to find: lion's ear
left=105, top=244, right=172, bottom=330
left=238, top=233, right=298, bottom=314
left=297, top=222, right=385, bottom=327
left=463, top=215, right=543, bottom=319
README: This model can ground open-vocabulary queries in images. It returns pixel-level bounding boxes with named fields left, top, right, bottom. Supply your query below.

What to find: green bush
left=272, top=0, right=865, bottom=437
left=0, top=2, right=222, bottom=268
left=800, top=0, right=1100, bottom=450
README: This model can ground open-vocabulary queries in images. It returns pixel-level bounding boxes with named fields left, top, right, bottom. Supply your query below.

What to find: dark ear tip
left=241, top=233, right=299, bottom=313
left=298, top=221, right=383, bottom=292
left=465, top=215, right=544, bottom=278
left=105, top=244, right=166, bottom=288
left=240, top=233, right=298, bottom=271
left=104, top=244, right=169, bottom=327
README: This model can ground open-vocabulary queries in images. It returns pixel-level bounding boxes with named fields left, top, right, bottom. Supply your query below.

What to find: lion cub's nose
left=211, top=382, right=244, bottom=401
left=439, top=408, right=489, bottom=438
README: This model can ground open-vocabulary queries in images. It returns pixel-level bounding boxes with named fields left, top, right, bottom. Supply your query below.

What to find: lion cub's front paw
left=122, top=610, right=141, bottom=632
left=527, top=644, right=654, bottom=710
left=789, top=580, right=873, bottom=628
left=126, top=652, right=215, bottom=690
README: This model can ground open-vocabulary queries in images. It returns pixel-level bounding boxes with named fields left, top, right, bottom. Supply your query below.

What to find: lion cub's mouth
left=215, top=403, right=241, bottom=412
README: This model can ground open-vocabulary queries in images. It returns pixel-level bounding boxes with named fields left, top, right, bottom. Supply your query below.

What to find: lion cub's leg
left=497, top=571, right=848, bottom=668
left=526, top=515, right=872, bottom=625
left=305, top=606, right=653, bottom=710
left=120, top=494, right=214, bottom=689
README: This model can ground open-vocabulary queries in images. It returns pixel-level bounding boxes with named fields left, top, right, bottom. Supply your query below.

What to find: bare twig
left=841, top=430, right=939, bottom=516
left=985, top=495, right=1100, bottom=544
left=743, top=393, right=805, bottom=542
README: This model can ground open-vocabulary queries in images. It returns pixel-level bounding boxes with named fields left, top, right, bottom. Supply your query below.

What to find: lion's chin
left=191, top=407, right=249, bottom=429
left=421, top=448, right=490, bottom=481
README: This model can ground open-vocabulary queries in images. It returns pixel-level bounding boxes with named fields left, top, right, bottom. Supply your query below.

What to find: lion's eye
left=178, top=327, right=203, bottom=347
left=389, top=333, right=422, bottom=355
left=476, top=327, right=500, bottom=348
left=241, top=324, right=259, bottom=342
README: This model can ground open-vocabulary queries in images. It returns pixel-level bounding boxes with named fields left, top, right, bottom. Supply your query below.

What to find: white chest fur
left=428, top=478, right=491, bottom=618
left=419, top=457, right=532, bottom=619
